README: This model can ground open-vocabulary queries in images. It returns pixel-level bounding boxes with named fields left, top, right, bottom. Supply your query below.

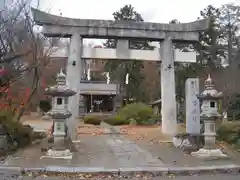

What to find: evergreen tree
left=104, top=5, right=154, bottom=103
left=219, top=3, right=240, bottom=66
left=196, top=5, right=225, bottom=67
left=167, top=19, right=202, bottom=101
left=169, top=19, right=194, bottom=52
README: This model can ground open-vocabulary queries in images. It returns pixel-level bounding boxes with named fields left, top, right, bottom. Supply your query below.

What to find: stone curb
left=0, top=165, right=239, bottom=176
left=111, top=125, right=121, bottom=134
left=100, top=121, right=121, bottom=134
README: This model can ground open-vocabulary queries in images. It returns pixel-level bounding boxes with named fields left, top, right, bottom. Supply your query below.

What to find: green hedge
left=217, top=122, right=240, bottom=150
left=119, top=102, right=154, bottom=125
left=83, top=102, right=155, bottom=126
left=104, top=115, right=129, bottom=126
left=83, top=115, right=102, bottom=125
left=83, top=115, right=129, bottom=126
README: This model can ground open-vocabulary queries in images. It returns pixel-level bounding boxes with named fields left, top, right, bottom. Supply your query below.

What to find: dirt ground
left=21, top=115, right=108, bottom=137
left=77, top=124, right=107, bottom=136
left=119, top=124, right=186, bottom=143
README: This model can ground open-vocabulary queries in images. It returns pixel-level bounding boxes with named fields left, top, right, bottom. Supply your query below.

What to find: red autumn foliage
left=0, top=86, right=31, bottom=113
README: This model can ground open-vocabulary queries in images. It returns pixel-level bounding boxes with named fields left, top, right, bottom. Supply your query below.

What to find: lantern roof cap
left=197, top=74, right=223, bottom=99
left=44, top=69, right=76, bottom=97
left=56, top=69, right=66, bottom=83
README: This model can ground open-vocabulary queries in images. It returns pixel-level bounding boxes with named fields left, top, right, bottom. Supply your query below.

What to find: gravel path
left=1, top=173, right=240, bottom=180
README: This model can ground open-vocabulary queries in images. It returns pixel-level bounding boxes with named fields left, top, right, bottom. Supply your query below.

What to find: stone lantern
left=44, top=69, right=76, bottom=159
left=191, top=74, right=228, bottom=159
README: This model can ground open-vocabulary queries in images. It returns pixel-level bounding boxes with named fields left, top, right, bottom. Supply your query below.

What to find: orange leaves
left=120, top=125, right=173, bottom=144
left=91, top=132, right=105, bottom=136
left=0, top=86, right=31, bottom=113
left=77, top=124, right=106, bottom=136
left=120, top=126, right=147, bottom=141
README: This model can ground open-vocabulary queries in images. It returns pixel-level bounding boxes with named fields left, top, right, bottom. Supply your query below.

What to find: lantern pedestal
left=44, top=149, right=73, bottom=159
left=42, top=136, right=74, bottom=160
left=53, top=119, right=66, bottom=143
left=202, top=116, right=216, bottom=149
left=191, top=148, right=228, bottom=160
left=191, top=116, right=228, bottom=160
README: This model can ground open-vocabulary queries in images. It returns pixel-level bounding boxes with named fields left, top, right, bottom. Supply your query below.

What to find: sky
left=0, top=0, right=5, bottom=11
left=28, top=0, right=240, bottom=46
left=37, top=0, right=239, bottom=23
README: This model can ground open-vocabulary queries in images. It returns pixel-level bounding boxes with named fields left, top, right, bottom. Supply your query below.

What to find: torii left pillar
left=160, top=37, right=177, bottom=136
left=66, top=33, right=82, bottom=141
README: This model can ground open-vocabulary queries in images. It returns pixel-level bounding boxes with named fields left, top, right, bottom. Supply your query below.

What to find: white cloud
left=38, top=0, right=234, bottom=22
left=140, top=7, right=159, bottom=22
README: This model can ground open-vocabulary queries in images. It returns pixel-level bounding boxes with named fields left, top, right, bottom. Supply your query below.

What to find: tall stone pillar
left=81, top=59, right=87, bottom=80
left=114, top=40, right=129, bottom=111
left=79, top=59, right=87, bottom=115
left=66, top=33, right=82, bottom=141
left=160, top=37, right=177, bottom=135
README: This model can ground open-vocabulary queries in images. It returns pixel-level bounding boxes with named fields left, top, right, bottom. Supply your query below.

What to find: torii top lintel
left=32, top=8, right=211, bottom=42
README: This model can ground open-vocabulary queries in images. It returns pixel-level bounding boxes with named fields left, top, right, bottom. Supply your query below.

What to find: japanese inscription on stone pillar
left=185, top=78, right=200, bottom=134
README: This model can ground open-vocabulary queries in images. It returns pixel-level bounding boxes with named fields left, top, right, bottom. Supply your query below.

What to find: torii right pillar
left=158, top=15, right=211, bottom=136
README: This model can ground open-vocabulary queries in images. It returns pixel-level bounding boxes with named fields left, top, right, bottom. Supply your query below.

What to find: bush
left=83, top=115, right=102, bottom=125
left=32, top=132, right=47, bottom=141
left=12, top=125, right=34, bottom=148
left=217, top=122, right=240, bottom=150
left=104, top=115, right=129, bottom=126
left=119, top=102, right=154, bottom=125
left=39, top=100, right=52, bottom=112
left=0, top=110, right=34, bottom=148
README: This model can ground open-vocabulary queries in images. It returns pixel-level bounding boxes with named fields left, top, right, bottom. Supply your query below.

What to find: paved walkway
left=3, top=134, right=163, bottom=169
left=3, top=118, right=240, bottom=179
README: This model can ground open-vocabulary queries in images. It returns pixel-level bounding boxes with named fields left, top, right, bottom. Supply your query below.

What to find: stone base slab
left=40, top=149, right=72, bottom=159
left=191, top=148, right=229, bottom=160
left=72, top=140, right=81, bottom=143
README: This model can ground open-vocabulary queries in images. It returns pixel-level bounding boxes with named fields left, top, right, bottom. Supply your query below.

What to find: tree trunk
left=14, top=67, right=39, bottom=122
left=228, top=28, right=233, bottom=66
left=125, top=85, right=129, bottom=105
left=14, top=84, right=38, bottom=122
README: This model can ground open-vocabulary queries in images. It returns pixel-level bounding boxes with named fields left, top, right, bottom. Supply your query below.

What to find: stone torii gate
left=32, top=8, right=210, bottom=139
